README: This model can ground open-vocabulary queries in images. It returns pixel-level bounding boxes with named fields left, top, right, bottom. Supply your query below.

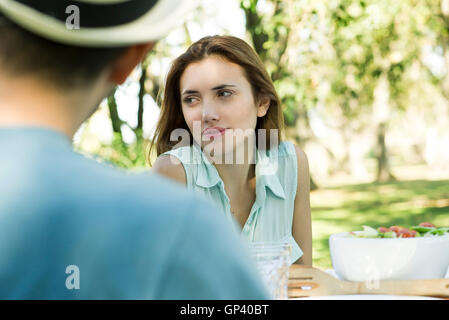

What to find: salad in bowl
left=329, top=222, right=449, bottom=282
left=348, top=222, right=449, bottom=239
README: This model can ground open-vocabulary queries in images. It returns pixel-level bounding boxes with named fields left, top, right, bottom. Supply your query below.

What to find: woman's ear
left=257, top=95, right=271, bottom=117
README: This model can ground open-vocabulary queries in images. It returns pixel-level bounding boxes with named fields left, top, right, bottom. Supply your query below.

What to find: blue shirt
left=162, top=141, right=303, bottom=264
left=0, top=127, right=269, bottom=299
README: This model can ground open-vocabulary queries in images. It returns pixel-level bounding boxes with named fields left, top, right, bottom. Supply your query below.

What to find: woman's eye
left=183, top=97, right=199, bottom=104
left=218, top=90, right=233, bottom=98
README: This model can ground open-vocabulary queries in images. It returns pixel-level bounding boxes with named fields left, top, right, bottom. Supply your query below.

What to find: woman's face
left=179, top=55, right=269, bottom=162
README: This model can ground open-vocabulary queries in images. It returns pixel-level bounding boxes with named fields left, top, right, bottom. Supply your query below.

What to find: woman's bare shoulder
left=152, top=154, right=187, bottom=185
left=289, top=144, right=307, bottom=164
left=291, top=144, right=310, bottom=184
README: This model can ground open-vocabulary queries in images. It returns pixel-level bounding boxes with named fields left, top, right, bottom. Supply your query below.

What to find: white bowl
left=329, top=232, right=449, bottom=281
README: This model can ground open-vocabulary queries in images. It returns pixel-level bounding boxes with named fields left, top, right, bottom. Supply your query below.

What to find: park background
left=73, top=0, right=449, bottom=269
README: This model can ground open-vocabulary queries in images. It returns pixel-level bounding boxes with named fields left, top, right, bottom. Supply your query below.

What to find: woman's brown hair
left=149, top=35, right=284, bottom=160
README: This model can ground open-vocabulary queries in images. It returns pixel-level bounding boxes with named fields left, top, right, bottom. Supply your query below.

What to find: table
left=288, top=265, right=449, bottom=300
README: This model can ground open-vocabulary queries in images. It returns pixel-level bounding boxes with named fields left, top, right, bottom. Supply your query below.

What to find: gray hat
left=0, top=0, right=195, bottom=47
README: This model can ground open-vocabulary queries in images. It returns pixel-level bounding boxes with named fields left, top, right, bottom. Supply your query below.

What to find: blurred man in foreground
left=0, top=0, right=268, bottom=299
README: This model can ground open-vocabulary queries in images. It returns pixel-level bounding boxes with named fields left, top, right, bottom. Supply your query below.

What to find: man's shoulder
left=33, top=149, right=208, bottom=221
left=78, top=157, right=203, bottom=210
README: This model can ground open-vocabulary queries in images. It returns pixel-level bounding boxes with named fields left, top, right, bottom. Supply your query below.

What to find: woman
left=150, top=35, right=312, bottom=265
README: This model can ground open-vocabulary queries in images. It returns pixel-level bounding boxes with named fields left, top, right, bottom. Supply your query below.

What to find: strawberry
left=378, top=227, right=390, bottom=233
left=419, top=222, right=435, bottom=228
left=389, top=226, right=403, bottom=234
left=397, top=229, right=417, bottom=238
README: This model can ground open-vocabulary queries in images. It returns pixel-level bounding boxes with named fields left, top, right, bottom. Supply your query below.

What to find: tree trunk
left=107, top=88, right=122, bottom=134
left=241, top=0, right=268, bottom=61
left=137, top=64, right=147, bottom=132
left=376, top=122, right=396, bottom=182
left=372, top=74, right=395, bottom=182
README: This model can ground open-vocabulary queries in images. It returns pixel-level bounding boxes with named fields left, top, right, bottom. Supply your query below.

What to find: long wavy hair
left=149, top=35, right=284, bottom=161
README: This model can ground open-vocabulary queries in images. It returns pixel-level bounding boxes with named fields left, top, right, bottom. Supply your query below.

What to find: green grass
left=311, top=179, right=449, bottom=269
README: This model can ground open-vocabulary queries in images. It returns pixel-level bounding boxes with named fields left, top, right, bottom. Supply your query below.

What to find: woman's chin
left=201, top=139, right=247, bottom=164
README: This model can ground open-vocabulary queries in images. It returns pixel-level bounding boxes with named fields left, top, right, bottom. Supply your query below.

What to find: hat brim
left=0, top=0, right=195, bottom=47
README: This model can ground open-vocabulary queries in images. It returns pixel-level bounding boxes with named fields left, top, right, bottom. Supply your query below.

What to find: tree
left=241, top=0, right=449, bottom=183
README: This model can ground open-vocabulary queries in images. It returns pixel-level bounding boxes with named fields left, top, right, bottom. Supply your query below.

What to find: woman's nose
left=202, top=102, right=220, bottom=124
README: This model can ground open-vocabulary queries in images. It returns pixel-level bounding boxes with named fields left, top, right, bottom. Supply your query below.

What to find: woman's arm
left=292, top=145, right=312, bottom=265
left=152, top=154, right=187, bottom=185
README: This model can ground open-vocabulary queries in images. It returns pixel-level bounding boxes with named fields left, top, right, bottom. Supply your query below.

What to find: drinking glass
left=249, top=241, right=291, bottom=299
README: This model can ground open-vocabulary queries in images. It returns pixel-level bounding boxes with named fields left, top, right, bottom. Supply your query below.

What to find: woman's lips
left=202, top=127, right=227, bottom=139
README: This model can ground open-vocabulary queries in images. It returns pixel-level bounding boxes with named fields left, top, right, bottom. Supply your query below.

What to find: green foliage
left=95, top=131, right=149, bottom=170
left=241, top=0, right=449, bottom=126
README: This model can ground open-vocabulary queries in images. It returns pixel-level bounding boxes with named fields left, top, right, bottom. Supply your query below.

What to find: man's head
left=0, top=0, right=192, bottom=136
left=0, top=16, right=129, bottom=90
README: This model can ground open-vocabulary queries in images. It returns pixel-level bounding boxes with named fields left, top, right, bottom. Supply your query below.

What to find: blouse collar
left=192, top=143, right=286, bottom=200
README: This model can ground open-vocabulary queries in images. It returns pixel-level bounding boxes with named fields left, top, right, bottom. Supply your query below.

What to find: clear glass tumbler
left=248, top=242, right=291, bottom=299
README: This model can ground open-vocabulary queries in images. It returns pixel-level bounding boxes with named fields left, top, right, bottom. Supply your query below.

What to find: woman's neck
left=213, top=142, right=257, bottom=193
left=215, top=162, right=255, bottom=192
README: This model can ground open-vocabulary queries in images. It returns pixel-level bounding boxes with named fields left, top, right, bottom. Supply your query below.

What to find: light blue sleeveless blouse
left=162, top=141, right=303, bottom=264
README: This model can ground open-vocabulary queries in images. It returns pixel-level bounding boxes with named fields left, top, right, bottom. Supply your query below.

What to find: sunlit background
left=73, top=0, right=449, bottom=268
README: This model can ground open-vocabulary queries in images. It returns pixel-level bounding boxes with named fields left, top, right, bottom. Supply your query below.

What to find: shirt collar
left=192, top=143, right=222, bottom=188
left=193, top=143, right=286, bottom=200
left=255, top=147, right=286, bottom=200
